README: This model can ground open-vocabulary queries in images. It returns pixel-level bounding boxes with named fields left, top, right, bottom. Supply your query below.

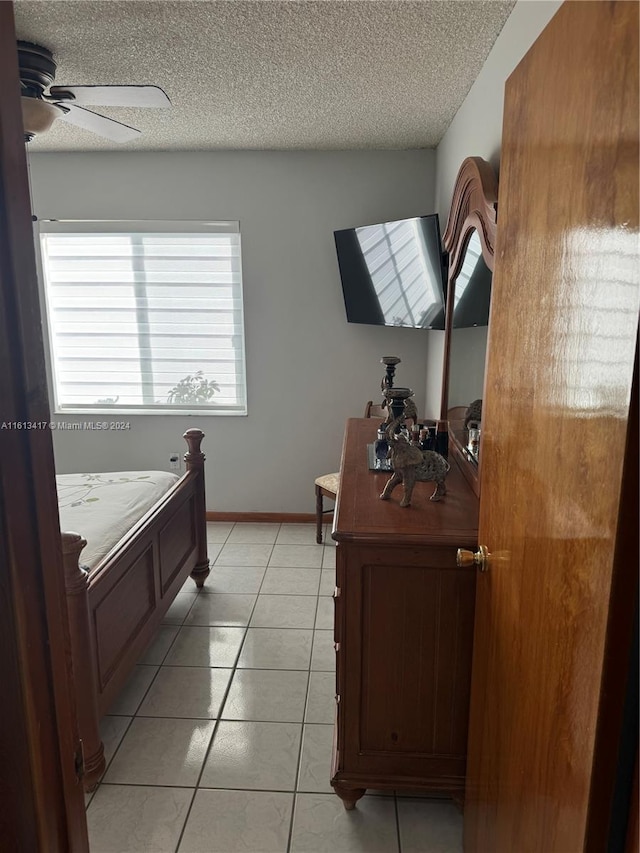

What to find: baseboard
left=206, top=511, right=331, bottom=524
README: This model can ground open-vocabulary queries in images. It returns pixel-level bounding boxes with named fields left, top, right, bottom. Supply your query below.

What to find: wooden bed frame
left=60, top=428, right=210, bottom=791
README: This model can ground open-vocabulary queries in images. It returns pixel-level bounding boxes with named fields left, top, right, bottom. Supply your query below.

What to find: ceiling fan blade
left=49, top=85, right=171, bottom=108
left=58, top=104, right=141, bottom=143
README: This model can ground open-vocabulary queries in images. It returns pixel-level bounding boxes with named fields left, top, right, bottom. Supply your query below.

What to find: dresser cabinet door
left=338, top=543, right=475, bottom=790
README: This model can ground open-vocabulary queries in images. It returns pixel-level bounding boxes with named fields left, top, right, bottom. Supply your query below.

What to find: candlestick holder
left=380, top=356, right=401, bottom=393
left=382, top=386, right=414, bottom=431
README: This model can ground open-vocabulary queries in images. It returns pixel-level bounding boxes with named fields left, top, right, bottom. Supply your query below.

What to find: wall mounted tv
left=334, top=214, right=446, bottom=330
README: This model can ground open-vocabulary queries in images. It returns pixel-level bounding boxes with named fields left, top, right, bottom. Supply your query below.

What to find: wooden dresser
left=330, top=418, right=479, bottom=809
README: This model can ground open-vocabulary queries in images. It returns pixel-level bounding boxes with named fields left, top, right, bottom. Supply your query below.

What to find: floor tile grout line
left=171, top=518, right=241, bottom=853
left=155, top=620, right=183, bottom=666
left=186, top=619, right=319, bottom=630
left=97, top=780, right=355, bottom=794
left=174, top=789, right=197, bottom=853
left=173, top=522, right=282, bottom=853
left=110, top=713, right=322, bottom=724
left=99, top=781, right=197, bottom=790
left=205, top=525, right=326, bottom=848
left=96, top=776, right=399, bottom=802
left=102, top=715, right=136, bottom=770
left=195, top=590, right=324, bottom=599
left=137, top=665, right=310, bottom=673
left=286, top=567, right=322, bottom=853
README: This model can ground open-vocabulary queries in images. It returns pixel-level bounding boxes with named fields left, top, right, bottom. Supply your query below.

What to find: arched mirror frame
left=440, top=156, right=498, bottom=494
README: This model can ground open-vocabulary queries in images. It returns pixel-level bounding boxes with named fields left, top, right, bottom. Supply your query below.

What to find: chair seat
left=314, top=472, right=340, bottom=495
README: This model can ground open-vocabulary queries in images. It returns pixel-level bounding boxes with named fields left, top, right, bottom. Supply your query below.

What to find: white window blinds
left=39, top=221, right=247, bottom=414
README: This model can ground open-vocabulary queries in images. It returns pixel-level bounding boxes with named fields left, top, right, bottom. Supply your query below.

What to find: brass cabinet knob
left=457, top=544, right=490, bottom=572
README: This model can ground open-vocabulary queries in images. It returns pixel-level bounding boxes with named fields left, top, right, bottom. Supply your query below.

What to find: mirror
left=447, top=230, right=492, bottom=462
left=440, top=157, right=498, bottom=494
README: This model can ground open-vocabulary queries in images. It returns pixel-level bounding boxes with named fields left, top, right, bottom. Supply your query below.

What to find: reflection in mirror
left=451, top=231, right=491, bottom=329
left=447, top=230, right=492, bottom=464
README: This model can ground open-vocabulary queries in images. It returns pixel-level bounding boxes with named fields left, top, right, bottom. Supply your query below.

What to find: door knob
left=457, top=544, right=490, bottom=572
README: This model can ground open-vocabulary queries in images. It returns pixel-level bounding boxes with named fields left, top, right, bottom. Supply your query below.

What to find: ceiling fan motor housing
left=17, top=41, right=57, bottom=98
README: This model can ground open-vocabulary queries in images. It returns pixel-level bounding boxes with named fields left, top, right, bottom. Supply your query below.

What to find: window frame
left=37, top=219, right=248, bottom=417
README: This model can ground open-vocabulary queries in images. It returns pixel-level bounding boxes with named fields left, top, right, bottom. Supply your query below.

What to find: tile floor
left=86, top=522, right=463, bottom=853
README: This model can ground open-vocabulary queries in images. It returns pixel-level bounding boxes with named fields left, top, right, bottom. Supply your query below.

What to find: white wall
left=423, top=0, right=564, bottom=419
left=30, top=149, right=436, bottom=513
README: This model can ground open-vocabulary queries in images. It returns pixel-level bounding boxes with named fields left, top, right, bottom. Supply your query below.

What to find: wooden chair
left=447, top=405, right=468, bottom=422
left=315, top=402, right=386, bottom=544
left=363, top=400, right=387, bottom=419
left=314, top=472, right=340, bottom=544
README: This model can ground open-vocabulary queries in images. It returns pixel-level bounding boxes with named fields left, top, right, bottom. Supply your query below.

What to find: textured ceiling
left=13, top=0, right=516, bottom=152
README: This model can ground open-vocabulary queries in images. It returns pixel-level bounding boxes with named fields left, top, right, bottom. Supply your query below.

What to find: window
left=38, top=221, right=247, bottom=415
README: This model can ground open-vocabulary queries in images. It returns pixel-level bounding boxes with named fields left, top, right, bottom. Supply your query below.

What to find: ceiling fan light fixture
left=16, top=39, right=170, bottom=144
left=21, top=96, right=64, bottom=142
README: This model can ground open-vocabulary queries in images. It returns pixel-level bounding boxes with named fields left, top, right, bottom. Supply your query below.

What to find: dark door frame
left=0, top=4, right=88, bottom=849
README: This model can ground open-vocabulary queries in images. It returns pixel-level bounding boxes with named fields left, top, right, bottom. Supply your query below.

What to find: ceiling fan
left=17, top=40, right=171, bottom=143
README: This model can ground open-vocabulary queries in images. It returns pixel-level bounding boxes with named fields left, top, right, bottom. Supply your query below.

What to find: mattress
left=57, top=470, right=180, bottom=570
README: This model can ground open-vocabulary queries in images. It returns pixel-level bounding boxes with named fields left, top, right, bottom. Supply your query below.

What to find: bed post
left=61, top=532, right=105, bottom=792
left=184, top=428, right=210, bottom=588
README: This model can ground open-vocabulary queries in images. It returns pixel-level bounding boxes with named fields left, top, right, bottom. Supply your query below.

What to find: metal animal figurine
left=380, top=417, right=450, bottom=505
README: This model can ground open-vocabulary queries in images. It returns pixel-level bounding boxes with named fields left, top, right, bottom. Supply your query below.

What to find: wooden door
left=464, top=2, right=639, bottom=851
left=0, top=4, right=89, bottom=849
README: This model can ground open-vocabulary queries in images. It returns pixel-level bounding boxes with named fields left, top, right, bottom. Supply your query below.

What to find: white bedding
left=57, top=471, right=180, bottom=570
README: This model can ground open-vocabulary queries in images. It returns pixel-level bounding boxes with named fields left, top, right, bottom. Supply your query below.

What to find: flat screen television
left=334, top=214, right=446, bottom=329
